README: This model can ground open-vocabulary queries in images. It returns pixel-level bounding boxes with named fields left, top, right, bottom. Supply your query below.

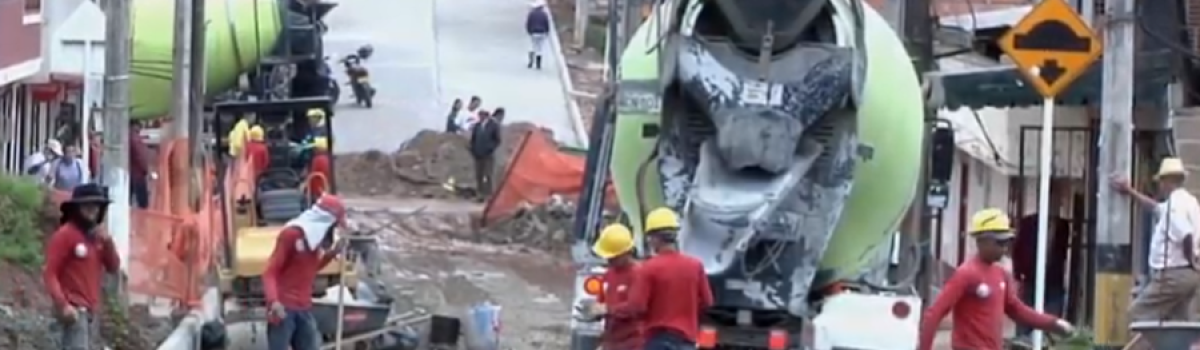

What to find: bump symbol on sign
left=996, top=0, right=1102, bottom=98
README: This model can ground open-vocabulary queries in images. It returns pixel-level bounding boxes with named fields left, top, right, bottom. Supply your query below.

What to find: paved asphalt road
left=322, top=0, right=582, bottom=153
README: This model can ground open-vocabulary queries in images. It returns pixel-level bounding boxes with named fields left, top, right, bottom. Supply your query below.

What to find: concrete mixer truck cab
left=208, top=96, right=358, bottom=305
left=570, top=0, right=927, bottom=349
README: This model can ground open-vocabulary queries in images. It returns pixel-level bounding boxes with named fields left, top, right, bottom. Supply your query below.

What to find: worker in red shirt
left=244, top=125, right=270, bottom=177
left=918, top=208, right=1075, bottom=350
left=42, top=183, right=120, bottom=350
left=605, top=207, right=712, bottom=350
left=306, top=136, right=331, bottom=199
left=582, top=223, right=644, bottom=350
left=262, top=194, right=348, bottom=350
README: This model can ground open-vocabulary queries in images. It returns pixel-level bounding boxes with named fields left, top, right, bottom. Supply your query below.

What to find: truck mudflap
left=811, top=292, right=921, bottom=350
left=570, top=265, right=607, bottom=347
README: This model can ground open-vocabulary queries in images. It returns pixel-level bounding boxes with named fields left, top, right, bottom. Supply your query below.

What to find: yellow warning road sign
left=997, top=0, right=1102, bottom=98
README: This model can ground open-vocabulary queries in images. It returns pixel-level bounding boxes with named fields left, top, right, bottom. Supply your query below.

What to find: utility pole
left=574, top=0, right=591, bottom=47
left=102, top=0, right=134, bottom=277
left=900, top=0, right=936, bottom=303
left=1094, top=0, right=1135, bottom=344
left=169, top=0, right=194, bottom=215
left=188, top=0, right=207, bottom=209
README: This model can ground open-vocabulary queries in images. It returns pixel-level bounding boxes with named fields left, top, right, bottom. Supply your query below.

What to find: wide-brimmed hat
left=62, top=183, right=112, bottom=207
left=1156, top=157, right=1188, bottom=179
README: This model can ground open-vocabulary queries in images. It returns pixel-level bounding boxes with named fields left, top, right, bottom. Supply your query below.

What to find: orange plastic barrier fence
left=482, top=129, right=617, bottom=225
left=52, top=140, right=224, bottom=307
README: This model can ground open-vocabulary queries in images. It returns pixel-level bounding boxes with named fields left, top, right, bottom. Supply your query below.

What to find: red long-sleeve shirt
left=308, top=152, right=331, bottom=198
left=42, top=224, right=120, bottom=311
left=918, top=256, right=1059, bottom=350
left=244, top=141, right=269, bottom=177
left=599, top=262, right=644, bottom=350
left=611, top=250, right=712, bottom=342
left=262, top=227, right=337, bottom=309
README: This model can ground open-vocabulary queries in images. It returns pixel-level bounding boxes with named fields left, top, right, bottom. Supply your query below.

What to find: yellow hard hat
left=312, top=137, right=329, bottom=151
left=645, top=207, right=680, bottom=233
left=592, top=224, right=635, bottom=259
left=307, top=108, right=326, bottom=118
left=248, top=126, right=265, bottom=141
left=967, top=208, right=1014, bottom=238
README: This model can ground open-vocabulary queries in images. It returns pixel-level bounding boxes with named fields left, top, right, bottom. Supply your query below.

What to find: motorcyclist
left=262, top=194, right=348, bottom=350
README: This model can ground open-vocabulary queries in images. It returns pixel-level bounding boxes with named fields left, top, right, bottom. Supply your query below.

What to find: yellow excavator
left=208, top=97, right=358, bottom=308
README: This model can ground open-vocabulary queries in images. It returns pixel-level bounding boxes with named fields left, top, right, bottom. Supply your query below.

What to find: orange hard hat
left=316, top=194, right=346, bottom=223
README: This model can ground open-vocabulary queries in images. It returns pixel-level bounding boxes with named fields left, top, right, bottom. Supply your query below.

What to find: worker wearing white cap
left=25, top=139, right=63, bottom=179
left=1112, top=157, right=1200, bottom=322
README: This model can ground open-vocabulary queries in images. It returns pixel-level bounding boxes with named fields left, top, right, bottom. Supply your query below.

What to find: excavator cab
left=209, top=96, right=354, bottom=302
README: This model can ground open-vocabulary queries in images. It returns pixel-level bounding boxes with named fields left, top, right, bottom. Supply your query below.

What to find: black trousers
left=473, top=155, right=495, bottom=198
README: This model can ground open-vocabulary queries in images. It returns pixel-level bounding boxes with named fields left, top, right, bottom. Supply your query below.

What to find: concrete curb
left=545, top=7, right=590, bottom=149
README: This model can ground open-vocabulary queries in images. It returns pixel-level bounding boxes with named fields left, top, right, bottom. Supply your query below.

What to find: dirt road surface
left=224, top=197, right=574, bottom=350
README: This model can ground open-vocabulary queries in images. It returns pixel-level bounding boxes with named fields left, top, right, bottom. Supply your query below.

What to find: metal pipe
left=156, top=288, right=223, bottom=350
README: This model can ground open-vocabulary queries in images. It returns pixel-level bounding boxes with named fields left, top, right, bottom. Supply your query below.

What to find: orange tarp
left=482, top=129, right=616, bottom=225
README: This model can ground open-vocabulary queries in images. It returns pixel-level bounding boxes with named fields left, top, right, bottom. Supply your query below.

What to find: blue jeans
left=643, top=331, right=696, bottom=350
left=130, top=178, right=149, bottom=209
left=267, top=310, right=321, bottom=350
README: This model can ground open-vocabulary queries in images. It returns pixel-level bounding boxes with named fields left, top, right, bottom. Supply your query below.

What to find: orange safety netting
left=482, top=129, right=617, bottom=225
left=52, top=139, right=224, bottom=307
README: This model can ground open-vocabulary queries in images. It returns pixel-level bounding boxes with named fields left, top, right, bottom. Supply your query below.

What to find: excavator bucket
left=1130, top=321, right=1200, bottom=349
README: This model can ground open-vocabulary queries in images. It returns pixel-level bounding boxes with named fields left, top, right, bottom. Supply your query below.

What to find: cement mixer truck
left=570, top=0, right=926, bottom=349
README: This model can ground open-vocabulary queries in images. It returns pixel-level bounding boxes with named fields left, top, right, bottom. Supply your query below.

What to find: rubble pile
left=475, top=199, right=576, bottom=253
left=337, top=122, right=551, bottom=198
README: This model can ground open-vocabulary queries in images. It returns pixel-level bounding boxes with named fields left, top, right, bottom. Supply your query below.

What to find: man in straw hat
left=42, top=183, right=119, bottom=350
left=262, top=194, right=349, bottom=350
left=579, top=223, right=645, bottom=350
left=1111, top=157, right=1200, bottom=323
left=918, top=209, right=1074, bottom=350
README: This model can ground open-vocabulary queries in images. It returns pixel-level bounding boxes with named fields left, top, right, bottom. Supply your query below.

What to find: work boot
left=527, top=52, right=535, bottom=68
left=535, top=55, right=543, bottom=70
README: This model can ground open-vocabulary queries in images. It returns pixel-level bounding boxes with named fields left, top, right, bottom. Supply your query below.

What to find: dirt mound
left=476, top=200, right=577, bottom=253
left=337, top=122, right=552, bottom=198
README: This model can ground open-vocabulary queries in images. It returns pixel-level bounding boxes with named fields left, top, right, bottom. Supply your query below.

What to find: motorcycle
left=341, top=55, right=376, bottom=108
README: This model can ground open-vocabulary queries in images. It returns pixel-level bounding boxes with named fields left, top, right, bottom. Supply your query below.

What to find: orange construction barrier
left=482, top=129, right=616, bottom=225
left=49, top=139, right=225, bottom=308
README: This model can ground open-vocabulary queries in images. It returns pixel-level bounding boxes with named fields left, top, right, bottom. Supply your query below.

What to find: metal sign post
left=997, top=0, right=1102, bottom=348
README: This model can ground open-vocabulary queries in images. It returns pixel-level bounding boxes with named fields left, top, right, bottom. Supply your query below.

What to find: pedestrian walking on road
left=446, top=98, right=464, bottom=134
left=526, top=0, right=551, bottom=70
left=918, top=208, right=1075, bottom=350
left=1112, top=157, right=1200, bottom=323
left=608, top=207, right=713, bottom=350
left=42, top=183, right=119, bottom=350
left=469, top=108, right=503, bottom=200
left=263, top=194, right=349, bottom=350
left=581, top=223, right=645, bottom=350
left=128, top=122, right=156, bottom=209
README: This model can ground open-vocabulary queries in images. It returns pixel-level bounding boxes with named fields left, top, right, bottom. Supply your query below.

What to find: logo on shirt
left=74, top=243, right=88, bottom=258
left=975, top=284, right=991, bottom=298
left=616, top=284, right=627, bottom=292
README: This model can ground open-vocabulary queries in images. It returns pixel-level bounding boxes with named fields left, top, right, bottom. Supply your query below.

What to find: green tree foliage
left=0, top=175, right=47, bottom=266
